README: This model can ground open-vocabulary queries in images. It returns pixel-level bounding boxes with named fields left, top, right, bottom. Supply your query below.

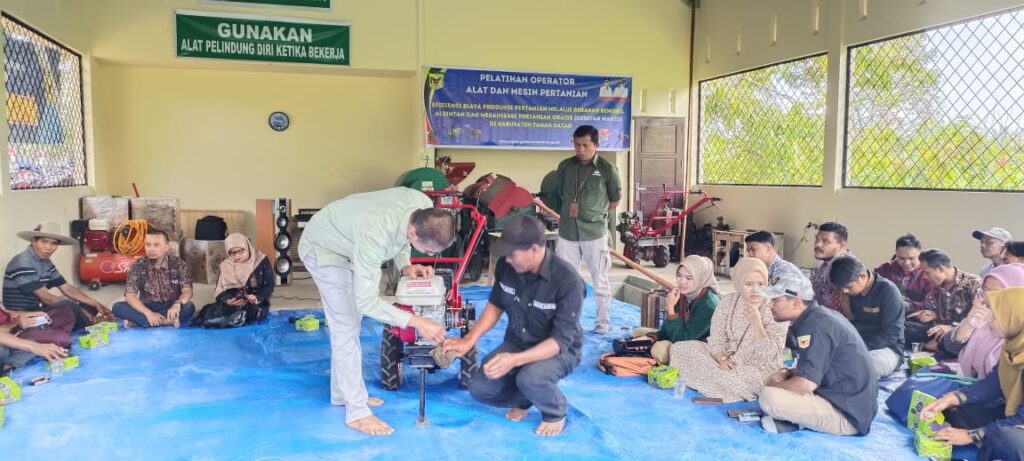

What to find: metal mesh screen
left=698, top=54, right=827, bottom=186
left=3, top=14, right=86, bottom=190
left=846, top=7, right=1024, bottom=191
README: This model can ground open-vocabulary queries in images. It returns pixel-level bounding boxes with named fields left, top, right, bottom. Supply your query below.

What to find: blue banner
left=423, top=67, right=631, bottom=150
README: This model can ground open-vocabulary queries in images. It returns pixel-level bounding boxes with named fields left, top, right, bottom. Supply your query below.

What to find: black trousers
left=468, top=341, right=578, bottom=423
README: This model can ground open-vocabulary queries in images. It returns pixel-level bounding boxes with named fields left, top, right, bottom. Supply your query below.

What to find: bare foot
left=535, top=418, right=565, bottom=436
left=505, top=407, right=528, bottom=422
left=367, top=396, right=384, bottom=407
left=122, top=320, right=135, bottom=330
left=347, top=415, right=394, bottom=436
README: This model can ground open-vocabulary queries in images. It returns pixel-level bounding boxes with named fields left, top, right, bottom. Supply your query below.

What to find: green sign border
left=175, top=10, right=350, bottom=66
left=200, top=0, right=331, bottom=11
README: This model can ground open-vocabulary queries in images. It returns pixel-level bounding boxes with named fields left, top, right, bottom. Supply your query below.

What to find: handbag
left=612, top=336, right=654, bottom=357
left=885, top=373, right=977, bottom=426
left=194, top=215, right=227, bottom=240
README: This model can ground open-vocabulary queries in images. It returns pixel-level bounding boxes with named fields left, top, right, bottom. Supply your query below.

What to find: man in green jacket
left=551, top=125, right=622, bottom=334
left=299, top=187, right=455, bottom=436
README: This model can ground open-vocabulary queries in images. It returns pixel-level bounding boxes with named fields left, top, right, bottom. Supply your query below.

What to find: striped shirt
left=3, top=246, right=67, bottom=310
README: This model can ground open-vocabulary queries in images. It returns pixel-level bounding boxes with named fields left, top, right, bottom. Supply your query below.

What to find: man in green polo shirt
left=551, top=125, right=621, bottom=334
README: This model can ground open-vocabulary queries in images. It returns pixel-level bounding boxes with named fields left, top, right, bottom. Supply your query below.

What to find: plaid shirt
left=923, top=268, right=982, bottom=324
left=125, top=254, right=192, bottom=303
left=874, top=260, right=934, bottom=314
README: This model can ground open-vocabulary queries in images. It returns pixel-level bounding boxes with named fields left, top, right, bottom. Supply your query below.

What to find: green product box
left=907, top=390, right=952, bottom=460
left=647, top=365, right=678, bottom=389
left=79, top=331, right=110, bottom=349
left=295, top=315, right=320, bottom=332
left=909, top=355, right=937, bottom=374
left=0, top=377, right=21, bottom=405
left=46, top=355, right=81, bottom=373
left=86, top=321, right=118, bottom=335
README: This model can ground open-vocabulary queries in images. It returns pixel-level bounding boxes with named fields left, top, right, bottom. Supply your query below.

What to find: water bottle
left=674, top=375, right=686, bottom=398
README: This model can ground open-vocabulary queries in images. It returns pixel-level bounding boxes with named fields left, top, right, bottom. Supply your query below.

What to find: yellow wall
left=87, top=0, right=693, bottom=237
left=0, top=0, right=90, bottom=279
left=424, top=0, right=693, bottom=215
left=692, top=0, right=1024, bottom=270
left=93, top=63, right=417, bottom=230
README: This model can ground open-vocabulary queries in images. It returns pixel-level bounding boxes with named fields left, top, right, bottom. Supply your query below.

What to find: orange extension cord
left=113, top=219, right=148, bottom=255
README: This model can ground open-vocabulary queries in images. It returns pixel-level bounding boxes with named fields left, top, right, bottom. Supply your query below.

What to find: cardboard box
left=0, top=377, right=21, bottom=405
left=295, top=315, right=320, bottom=332
left=81, top=196, right=130, bottom=228
left=647, top=365, right=678, bottom=389
left=182, top=238, right=227, bottom=284
left=47, top=355, right=81, bottom=373
left=79, top=331, right=109, bottom=349
left=130, top=197, right=181, bottom=239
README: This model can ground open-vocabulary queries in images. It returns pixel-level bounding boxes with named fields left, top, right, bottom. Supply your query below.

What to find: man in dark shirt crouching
left=444, top=215, right=584, bottom=436
left=758, top=272, right=879, bottom=436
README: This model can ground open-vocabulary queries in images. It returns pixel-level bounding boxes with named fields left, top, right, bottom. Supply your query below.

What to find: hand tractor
left=379, top=200, right=486, bottom=425
left=616, top=189, right=720, bottom=267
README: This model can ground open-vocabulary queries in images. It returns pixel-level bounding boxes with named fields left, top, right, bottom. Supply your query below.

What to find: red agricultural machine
left=616, top=189, right=720, bottom=267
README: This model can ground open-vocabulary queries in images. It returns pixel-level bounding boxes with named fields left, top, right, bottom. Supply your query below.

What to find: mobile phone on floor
left=728, top=408, right=762, bottom=418
left=693, top=396, right=724, bottom=405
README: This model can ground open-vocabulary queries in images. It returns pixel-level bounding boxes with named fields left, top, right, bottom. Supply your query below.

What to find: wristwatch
left=968, top=428, right=984, bottom=445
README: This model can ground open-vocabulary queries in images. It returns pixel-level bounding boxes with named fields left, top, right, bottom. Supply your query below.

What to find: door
left=632, top=117, right=687, bottom=216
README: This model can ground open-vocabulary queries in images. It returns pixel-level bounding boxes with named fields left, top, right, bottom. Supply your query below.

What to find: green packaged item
left=907, top=390, right=952, bottom=460
left=79, top=331, right=110, bottom=349
left=909, top=355, right=937, bottom=374
left=295, top=315, right=320, bottom=332
left=646, top=365, right=678, bottom=389
left=0, top=377, right=21, bottom=405
left=46, top=356, right=81, bottom=374
left=86, top=321, right=118, bottom=335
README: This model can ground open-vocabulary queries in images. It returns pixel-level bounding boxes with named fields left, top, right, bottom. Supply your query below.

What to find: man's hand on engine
left=409, top=315, right=446, bottom=342
left=401, top=264, right=435, bottom=278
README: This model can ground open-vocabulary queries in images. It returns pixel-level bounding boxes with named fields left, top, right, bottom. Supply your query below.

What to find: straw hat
left=17, top=222, right=76, bottom=246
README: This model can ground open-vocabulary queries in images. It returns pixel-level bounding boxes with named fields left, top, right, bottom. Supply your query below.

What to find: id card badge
left=568, top=201, right=579, bottom=219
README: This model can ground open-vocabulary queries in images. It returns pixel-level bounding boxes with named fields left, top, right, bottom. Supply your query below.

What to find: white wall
left=691, top=0, right=1024, bottom=271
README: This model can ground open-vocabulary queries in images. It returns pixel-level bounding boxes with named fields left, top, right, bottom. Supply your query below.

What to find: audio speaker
left=256, top=198, right=293, bottom=285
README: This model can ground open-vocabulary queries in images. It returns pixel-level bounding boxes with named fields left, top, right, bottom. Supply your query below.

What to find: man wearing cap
left=757, top=272, right=878, bottom=436
left=298, top=187, right=455, bottom=436
left=973, top=227, right=1012, bottom=278
left=3, top=222, right=113, bottom=331
left=551, top=125, right=621, bottom=335
left=829, top=256, right=905, bottom=378
left=444, top=215, right=585, bottom=437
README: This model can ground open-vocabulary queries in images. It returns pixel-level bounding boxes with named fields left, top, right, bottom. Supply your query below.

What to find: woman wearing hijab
left=668, top=258, right=789, bottom=402
left=953, top=263, right=1024, bottom=378
left=196, top=233, right=274, bottom=328
left=634, top=255, right=720, bottom=364
left=923, top=285, right=1024, bottom=461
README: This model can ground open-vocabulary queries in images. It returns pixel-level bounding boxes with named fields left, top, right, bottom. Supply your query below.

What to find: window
left=698, top=54, right=827, bottom=186
left=3, top=13, right=86, bottom=190
left=845, top=7, right=1024, bottom=191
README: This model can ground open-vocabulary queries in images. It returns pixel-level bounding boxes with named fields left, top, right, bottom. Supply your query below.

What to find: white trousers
left=556, top=236, right=611, bottom=328
left=869, top=348, right=901, bottom=379
left=301, top=252, right=372, bottom=424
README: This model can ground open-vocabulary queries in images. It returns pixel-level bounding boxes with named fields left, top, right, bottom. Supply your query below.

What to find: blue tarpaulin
left=0, top=285, right=973, bottom=460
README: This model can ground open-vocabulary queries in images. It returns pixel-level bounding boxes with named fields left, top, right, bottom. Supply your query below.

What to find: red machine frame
left=618, top=189, right=720, bottom=267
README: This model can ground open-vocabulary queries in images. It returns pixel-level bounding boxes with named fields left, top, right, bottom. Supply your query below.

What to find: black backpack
left=195, top=215, right=227, bottom=240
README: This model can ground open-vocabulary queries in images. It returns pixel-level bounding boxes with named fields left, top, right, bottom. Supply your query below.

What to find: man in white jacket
left=299, top=187, right=455, bottom=436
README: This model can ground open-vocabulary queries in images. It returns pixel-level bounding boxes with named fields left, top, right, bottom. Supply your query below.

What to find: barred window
left=698, top=54, right=827, bottom=186
left=846, top=7, right=1024, bottom=191
left=3, top=13, right=85, bottom=190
